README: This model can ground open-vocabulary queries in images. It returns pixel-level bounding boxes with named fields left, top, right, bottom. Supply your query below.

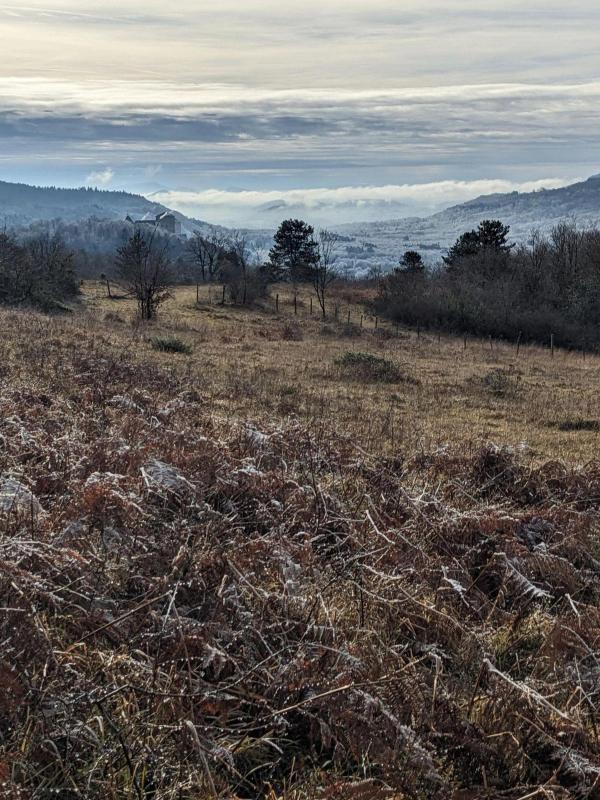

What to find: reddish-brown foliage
left=0, top=316, right=598, bottom=799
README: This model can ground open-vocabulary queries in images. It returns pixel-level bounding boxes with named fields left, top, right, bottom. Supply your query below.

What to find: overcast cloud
left=1, top=1, right=599, bottom=225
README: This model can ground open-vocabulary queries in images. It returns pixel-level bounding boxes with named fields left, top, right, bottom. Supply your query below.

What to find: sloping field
left=0, top=303, right=599, bottom=798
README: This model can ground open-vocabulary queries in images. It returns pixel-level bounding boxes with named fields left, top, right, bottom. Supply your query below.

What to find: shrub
left=222, top=263, right=270, bottom=306
left=150, top=335, right=192, bottom=355
left=554, top=419, right=600, bottom=432
left=372, top=326, right=397, bottom=341
left=0, top=230, right=78, bottom=310
left=104, top=311, right=125, bottom=324
left=279, top=384, right=298, bottom=397
left=475, top=368, right=521, bottom=398
left=335, top=351, right=415, bottom=383
left=281, top=321, right=304, bottom=341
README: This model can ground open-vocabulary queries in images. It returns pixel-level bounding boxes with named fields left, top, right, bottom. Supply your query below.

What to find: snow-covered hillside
left=329, top=175, right=600, bottom=274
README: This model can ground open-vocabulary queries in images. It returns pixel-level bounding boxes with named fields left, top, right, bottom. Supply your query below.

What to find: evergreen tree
left=269, top=219, right=319, bottom=281
left=444, top=220, right=513, bottom=268
left=477, top=219, right=513, bottom=252
left=443, top=230, right=481, bottom=267
left=398, top=250, right=425, bottom=273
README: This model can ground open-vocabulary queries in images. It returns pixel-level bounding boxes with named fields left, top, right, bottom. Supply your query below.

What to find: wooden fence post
left=294, top=294, right=297, bottom=315
left=347, top=310, right=351, bottom=325
left=310, top=297, right=313, bottom=315
left=360, top=315, right=363, bottom=328
left=276, top=293, right=279, bottom=312
left=375, top=316, right=378, bottom=329
left=222, top=285, right=226, bottom=305
left=551, top=333, right=555, bottom=358
left=516, top=331, right=522, bottom=357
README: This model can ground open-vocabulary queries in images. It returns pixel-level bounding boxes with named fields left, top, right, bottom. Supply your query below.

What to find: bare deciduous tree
left=186, top=232, right=209, bottom=301
left=0, top=230, right=77, bottom=307
left=312, top=229, right=339, bottom=318
left=222, top=232, right=268, bottom=306
left=115, top=228, right=171, bottom=320
left=227, top=231, right=253, bottom=305
left=186, top=227, right=226, bottom=302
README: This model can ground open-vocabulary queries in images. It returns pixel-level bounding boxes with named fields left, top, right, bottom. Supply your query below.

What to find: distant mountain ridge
left=0, top=179, right=204, bottom=234
left=333, top=174, right=600, bottom=273
left=3, top=174, right=600, bottom=275
left=435, top=174, right=600, bottom=231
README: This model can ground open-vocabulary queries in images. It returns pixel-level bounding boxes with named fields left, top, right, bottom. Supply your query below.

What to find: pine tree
left=269, top=219, right=319, bottom=281
left=398, top=250, right=425, bottom=273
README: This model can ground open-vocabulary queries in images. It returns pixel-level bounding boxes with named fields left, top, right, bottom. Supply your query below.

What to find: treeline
left=183, top=219, right=338, bottom=314
left=376, top=220, right=600, bottom=349
left=112, top=226, right=274, bottom=321
left=113, top=219, right=341, bottom=320
left=0, top=230, right=79, bottom=310
left=12, top=218, right=187, bottom=275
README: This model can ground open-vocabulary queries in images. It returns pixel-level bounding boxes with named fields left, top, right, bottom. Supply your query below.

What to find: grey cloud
left=1, top=0, right=599, bottom=225
left=0, top=81, right=598, bottom=167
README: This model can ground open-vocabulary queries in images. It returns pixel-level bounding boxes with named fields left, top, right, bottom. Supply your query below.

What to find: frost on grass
left=0, top=477, right=43, bottom=517
left=141, top=459, right=195, bottom=500
left=0, top=319, right=598, bottom=800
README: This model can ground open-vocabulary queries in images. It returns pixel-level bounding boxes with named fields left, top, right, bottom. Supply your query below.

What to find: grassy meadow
left=77, top=280, right=600, bottom=463
left=1, top=282, right=600, bottom=799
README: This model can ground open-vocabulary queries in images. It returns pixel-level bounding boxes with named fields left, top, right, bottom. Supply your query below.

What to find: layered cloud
left=1, top=1, right=600, bottom=224
left=2, top=78, right=600, bottom=149
left=2, top=2, right=600, bottom=88
left=151, top=178, right=577, bottom=227
left=0, top=76, right=595, bottom=223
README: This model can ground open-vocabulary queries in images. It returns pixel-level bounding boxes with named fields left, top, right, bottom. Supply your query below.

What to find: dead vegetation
left=474, top=367, right=522, bottom=399
left=73, top=281, right=600, bottom=464
left=150, top=335, right=193, bottom=355
left=334, top=351, right=416, bottom=384
left=0, top=302, right=598, bottom=799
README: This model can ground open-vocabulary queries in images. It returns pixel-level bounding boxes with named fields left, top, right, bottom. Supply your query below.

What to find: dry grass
left=83, top=281, right=600, bottom=464
left=0, top=287, right=598, bottom=798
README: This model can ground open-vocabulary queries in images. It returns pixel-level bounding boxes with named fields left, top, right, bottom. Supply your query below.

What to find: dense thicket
left=376, top=220, right=600, bottom=348
left=0, top=230, right=79, bottom=309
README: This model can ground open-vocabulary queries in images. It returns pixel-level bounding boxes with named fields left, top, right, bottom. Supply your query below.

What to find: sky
left=1, top=0, right=600, bottom=226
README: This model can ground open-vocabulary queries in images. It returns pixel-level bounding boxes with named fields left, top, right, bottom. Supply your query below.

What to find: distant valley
left=332, top=174, right=600, bottom=273
left=2, top=175, right=600, bottom=275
